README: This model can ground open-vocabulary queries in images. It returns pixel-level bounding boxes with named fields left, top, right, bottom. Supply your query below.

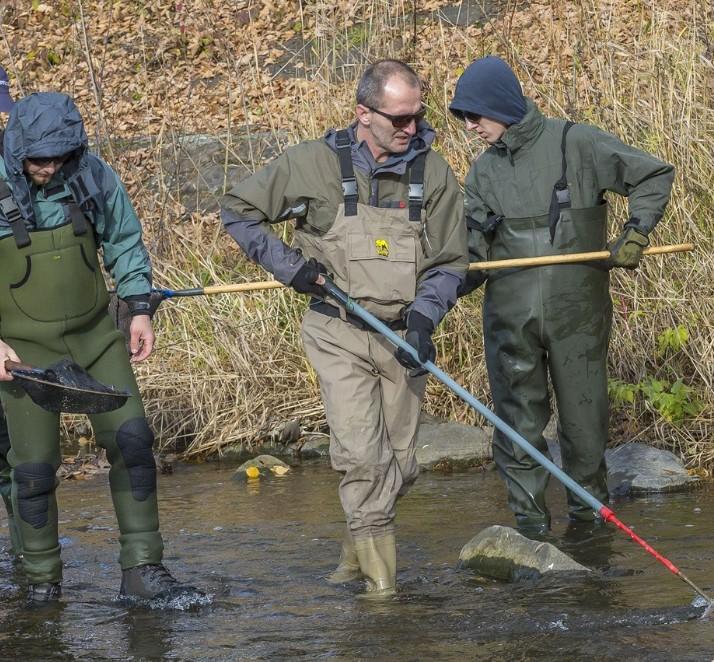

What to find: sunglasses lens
left=464, top=112, right=481, bottom=123
left=392, top=110, right=425, bottom=129
left=392, top=116, right=412, bottom=129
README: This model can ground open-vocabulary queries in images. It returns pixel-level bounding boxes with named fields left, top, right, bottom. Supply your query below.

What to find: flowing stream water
left=1, top=462, right=714, bottom=660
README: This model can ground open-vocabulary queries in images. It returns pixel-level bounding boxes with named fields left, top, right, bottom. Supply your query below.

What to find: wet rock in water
left=298, top=434, right=330, bottom=459
left=545, top=439, right=699, bottom=495
left=605, top=443, right=700, bottom=495
left=233, top=454, right=290, bottom=480
left=416, top=421, right=491, bottom=471
left=459, top=525, right=590, bottom=581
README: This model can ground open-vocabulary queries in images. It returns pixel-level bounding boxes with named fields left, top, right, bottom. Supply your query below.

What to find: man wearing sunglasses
left=222, top=59, right=467, bottom=598
left=450, top=56, right=674, bottom=535
left=0, top=92, right=204, bottom=604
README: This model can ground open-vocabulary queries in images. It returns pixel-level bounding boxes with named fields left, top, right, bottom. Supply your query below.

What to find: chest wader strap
left=66, top=202, right=89, bottom=236
left=408, top=152, right=426, bottom=222
left=336, top=129, right=358, bottom=217
left=0, top=179, right=31, bottom=248
left=548, top=120, right=575, bottom=244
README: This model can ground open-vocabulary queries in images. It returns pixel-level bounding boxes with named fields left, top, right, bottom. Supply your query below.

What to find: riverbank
left=3, top=0, right=711, bottom=465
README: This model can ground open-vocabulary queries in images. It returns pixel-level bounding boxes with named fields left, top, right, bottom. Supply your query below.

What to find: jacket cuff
left=122, top=294, right=153, bottom=318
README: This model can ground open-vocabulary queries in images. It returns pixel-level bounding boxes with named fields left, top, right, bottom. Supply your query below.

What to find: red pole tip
left=599, top=506, right=615, bottom=522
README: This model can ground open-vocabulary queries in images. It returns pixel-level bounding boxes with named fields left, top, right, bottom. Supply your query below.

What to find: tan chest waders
left=298, top=131, right=429, bottom=594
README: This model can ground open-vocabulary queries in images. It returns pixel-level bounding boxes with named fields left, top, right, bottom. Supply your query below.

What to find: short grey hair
left=356, top=60, right=421, bottom=108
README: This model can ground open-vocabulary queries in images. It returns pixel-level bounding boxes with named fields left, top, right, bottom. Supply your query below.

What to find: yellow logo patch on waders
left=375, top=239, right=389, bottom=257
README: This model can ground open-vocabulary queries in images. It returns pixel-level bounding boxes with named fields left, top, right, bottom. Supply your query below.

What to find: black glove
left=290, top=258, right=327, bottom=297
left=606, top=225, right=649, bottom=269
left=394, top=310, right=435, bottom=377
left=457, top=269, right=488, bottom=297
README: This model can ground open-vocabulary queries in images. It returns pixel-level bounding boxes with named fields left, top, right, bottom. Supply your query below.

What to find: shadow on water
left=2, top=464, right=714, bottom=660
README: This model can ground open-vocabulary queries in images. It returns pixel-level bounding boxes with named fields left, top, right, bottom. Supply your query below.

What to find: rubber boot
left=119, top=563, right=205, bottom=602
left=354, top=532, right=396, bottom=599
left=326, top=526, right=361, bottom=584
left=27, top=582, right=61, bottom=604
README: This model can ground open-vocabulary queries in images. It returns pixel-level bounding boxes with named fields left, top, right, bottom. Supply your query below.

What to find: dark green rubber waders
left=483, top=205, right=612, bottom=529
left=0, top=223, right=163, bottom=584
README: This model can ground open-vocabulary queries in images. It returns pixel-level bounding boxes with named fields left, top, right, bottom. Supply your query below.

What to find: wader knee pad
left=116, top=418, right=157, bottom=501
left=14, top=463, right=57, bottom=529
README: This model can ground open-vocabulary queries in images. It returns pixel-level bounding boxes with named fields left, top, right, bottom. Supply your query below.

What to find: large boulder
left=459, top=525, right=590, bottom=581
left=545, top=438, right=699, bottom=495
left=416, top=421, right=492, bottom=470
left=606, top=443, right=700, bottom=495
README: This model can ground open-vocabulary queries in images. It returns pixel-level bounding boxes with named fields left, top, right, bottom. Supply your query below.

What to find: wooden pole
left=189, top=243, right=694, bottom=295
left=467, top=242, right=695, bottom=271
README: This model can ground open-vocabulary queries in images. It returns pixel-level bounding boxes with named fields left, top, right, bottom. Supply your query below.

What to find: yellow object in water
left=271, top=465, right=290, bottom=476
left=245, top=466, right=261, bottom=479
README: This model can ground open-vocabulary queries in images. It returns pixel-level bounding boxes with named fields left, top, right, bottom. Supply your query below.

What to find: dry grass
left=4, top=0, right=712, bottom=463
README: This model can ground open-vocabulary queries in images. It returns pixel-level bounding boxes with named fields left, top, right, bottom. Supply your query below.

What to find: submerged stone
left=459, top=525, right=590, bottom=581
left=233, top=455, right=290, bottom=480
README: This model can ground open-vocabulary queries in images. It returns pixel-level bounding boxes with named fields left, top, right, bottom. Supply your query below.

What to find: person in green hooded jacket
left=0, top=64, right=17, bottom=562
left=450, top=56, right=674, bottom=533
left=0, top=92, right=203, bottom=604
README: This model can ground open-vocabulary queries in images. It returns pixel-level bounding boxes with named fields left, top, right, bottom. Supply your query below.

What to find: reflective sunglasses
left=368, top=104, right=427, bottom=129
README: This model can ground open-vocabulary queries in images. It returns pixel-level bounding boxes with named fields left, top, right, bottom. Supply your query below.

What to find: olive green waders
left=484, top=204, right=611, bottom=529
left=298, top=191, right=429, bottom=595
left=0, top=414, right=22, bottom=557
left=0, top=222, right=163, bottom=584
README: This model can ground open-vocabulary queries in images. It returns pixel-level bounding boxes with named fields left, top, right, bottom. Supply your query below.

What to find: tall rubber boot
left=354, top=532, right=396, bottom=599
left=326, top=525, right=361, bottom=584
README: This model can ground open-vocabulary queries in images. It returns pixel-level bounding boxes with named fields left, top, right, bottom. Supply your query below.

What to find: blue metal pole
left=322, top=279, right=604, bottom=514
left=321, top=278, right=713, bottom=603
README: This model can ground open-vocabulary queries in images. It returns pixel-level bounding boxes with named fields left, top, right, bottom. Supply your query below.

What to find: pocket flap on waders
left=346, top=232, right=417, bottom=310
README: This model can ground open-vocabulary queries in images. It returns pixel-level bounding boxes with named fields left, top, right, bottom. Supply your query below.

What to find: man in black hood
left=451, top=56, right=673, bottom=533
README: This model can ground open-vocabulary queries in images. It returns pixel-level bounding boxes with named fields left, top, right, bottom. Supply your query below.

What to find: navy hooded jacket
left=0, top=92, right=152, bottom=297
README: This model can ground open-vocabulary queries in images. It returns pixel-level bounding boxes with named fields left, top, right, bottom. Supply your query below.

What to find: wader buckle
left=342, top=178, right=358, bottom=198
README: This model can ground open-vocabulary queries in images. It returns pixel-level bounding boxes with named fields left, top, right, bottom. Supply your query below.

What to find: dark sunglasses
left=458, top=111, right=482, bottom=123
left=26, top=154, right=70, bottom=168
left=368, top=105, right=427, bottom=129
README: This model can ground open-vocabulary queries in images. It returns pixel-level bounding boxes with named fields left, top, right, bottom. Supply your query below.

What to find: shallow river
left=1, top=462, right=714, bottom=660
